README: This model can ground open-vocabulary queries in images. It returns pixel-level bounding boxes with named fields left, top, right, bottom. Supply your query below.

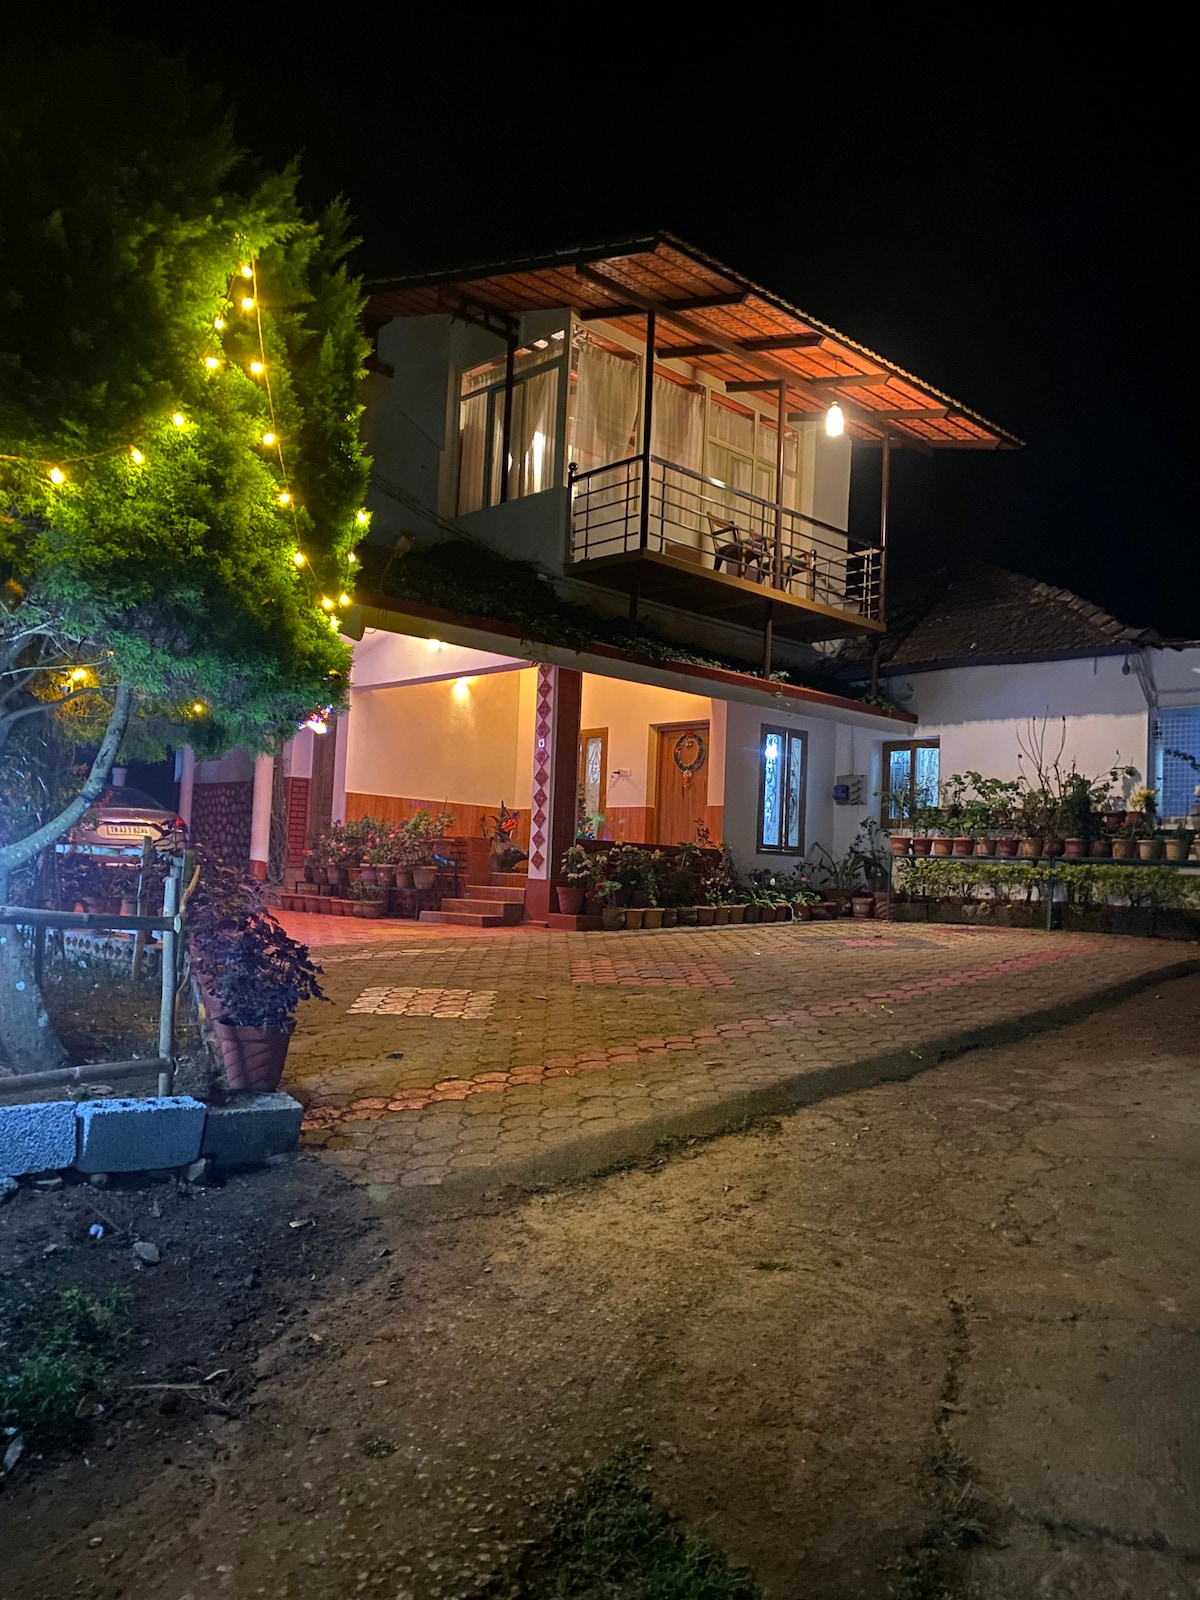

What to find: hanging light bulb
left=204, top=355, right=220, bottom=371
left=213, top=315, right=226, bottom=331
left=825, top=402, right=845, bottom=438
left=49, top=466, right=65, bottom=484
left=347, top=551, right=358, bottom=564
left=249, top=361, right=264, bottom=376
left=262, top=431, right=276, bottom=446
left=240, top=264, right=253, bottom=279
left=192, top=702, right=206, bottom=715
left=320, top=596, right=335, bottom=610
left=355, top=509, right=369, bottom=525
left=171, top=412, right=186, bottom=429
left=70, top=667, right=89, bottom=683
left=338, top=592, right=350, bottom=607
left=329, top=615, right=341, bottom=630
left=278, top=490, right=292, bottom=506
left=129, top=447, right=144, bottom=465
left=241, top=296, right=255, bottom=311
left=292, top=550, right=306, bottom=566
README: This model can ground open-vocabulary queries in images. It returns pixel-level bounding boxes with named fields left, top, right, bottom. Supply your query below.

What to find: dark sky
left=10, top=16, right=1197, bottom=636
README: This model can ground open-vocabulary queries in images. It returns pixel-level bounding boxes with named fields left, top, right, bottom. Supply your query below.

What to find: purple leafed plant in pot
left=190, top=857, right=329, bottom=1092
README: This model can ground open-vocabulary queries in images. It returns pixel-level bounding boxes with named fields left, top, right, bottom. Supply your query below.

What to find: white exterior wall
left=899, top=656, right=1154, bottom=784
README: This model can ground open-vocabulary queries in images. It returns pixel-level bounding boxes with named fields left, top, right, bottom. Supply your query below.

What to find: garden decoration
left=482, top=802, right=527, bottom=874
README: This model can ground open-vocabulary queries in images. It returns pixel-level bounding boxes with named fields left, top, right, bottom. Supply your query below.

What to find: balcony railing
left=568, top=455, right=881, bottom=625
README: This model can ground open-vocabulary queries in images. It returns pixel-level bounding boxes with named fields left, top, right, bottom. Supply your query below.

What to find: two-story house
left=187, top=235, right=1021, bottom=922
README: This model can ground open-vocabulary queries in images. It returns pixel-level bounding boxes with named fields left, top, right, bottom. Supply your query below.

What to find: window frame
left=756, top=724, right=808, bottom=855
left=881, top=739, right=940, bottom=827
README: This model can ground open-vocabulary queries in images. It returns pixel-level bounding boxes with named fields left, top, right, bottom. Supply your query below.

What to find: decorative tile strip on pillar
left=529, top=664, right=555, bottom=877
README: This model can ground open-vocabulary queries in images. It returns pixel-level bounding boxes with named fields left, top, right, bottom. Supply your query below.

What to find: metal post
left=638, top=309, right=655, bottom=551
left=157, top=869, right=179, bottom=1096
left=1044, top=861, right=1054, bottom=932
left=498, top=331, right=517, bottom=505
left=773, top=381, right=786, bottom=589
left=762, top=602, right=774, bottom=678
left=878, top=429, right=891, bottom=623
left=131, top=834, right=152, bottom=983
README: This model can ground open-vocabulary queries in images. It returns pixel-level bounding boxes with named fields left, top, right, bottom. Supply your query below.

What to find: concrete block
left=200, top=1093, right=304, bottom=1166
left=0, top=1101, right=77, bottom=1176
left=75, top=1096, right=205, bottom=1174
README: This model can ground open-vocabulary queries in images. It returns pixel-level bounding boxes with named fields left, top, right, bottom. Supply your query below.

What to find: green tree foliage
left=0, top=44, right=369, bottom=1066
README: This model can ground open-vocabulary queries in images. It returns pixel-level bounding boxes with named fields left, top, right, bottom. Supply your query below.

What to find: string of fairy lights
left=1, top=250, right=369, bottom=644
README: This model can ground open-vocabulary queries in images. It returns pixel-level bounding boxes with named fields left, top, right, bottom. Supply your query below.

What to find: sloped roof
left=831, top=563, right=1158, bottom=676
left=366, top=233, right=1021, bottom=452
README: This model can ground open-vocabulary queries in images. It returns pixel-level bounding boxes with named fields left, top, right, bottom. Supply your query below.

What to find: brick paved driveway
left=281, top=916, right=1198, bottom=1190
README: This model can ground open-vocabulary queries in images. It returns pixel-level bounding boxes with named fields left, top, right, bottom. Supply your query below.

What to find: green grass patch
left=517, top=1445, right=761, bottom=1600
left=1, top=1286, right=130, bottom=1444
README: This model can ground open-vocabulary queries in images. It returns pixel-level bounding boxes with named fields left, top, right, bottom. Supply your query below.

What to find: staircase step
left=439, top=898, right=524, bottom=922
left=490, top=871, right=529, bottom=887
left=419, top=910, right=518, bottom=928
left=466, top=883, right=526, bottom=903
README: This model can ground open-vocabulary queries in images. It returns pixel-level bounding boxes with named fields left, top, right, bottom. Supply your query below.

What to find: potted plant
left=591, top=874, right=625, bottom=931
left=363, top=830, right=398, bottom=887
left=557, top=844, right=592, bottom=915
left=909, top=805, right=938, bottom=855
left=880, top=788, right=914, bottom=853
left=1164, top=826, right=1195, bottom=864
left=349, top=878, right=387, bottom=917
left=190, top=860, right=328, bottom=1092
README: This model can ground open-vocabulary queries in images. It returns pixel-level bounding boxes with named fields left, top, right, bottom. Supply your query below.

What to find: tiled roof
left=830, top=563, right=1158, bottom=676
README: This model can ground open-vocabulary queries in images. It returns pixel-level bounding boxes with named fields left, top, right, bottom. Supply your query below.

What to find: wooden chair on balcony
left=706, top=512, right=769, bottom=580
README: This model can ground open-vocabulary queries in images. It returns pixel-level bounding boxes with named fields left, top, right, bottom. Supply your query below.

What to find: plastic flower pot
left=661, top=907, right=679, bottom=928
left=728, top=904, right=746, bottom=923
left=1112, top=838, right=1137, bottom=860
left=695, top=906, right=715, bottom=926
left=353, top=900, right=385, bottom=918
left=973, top=838, right=993, bottom=857
left=851, top=894, right=875, bottom=919
left=931, top=836, right=953, bottom=857
left=600, top=905, right=626, bottom=931
left=625, top=907, right=645, bottom=930
left=212, top=1019, right=293, bottom=1094
left=1090, top=838, right=1111, bottom=857
left=995, top=837, right=1020, bottom=858
left=395, top=870, right=415, bottom=889
left=359, top=866, right=378, bottom=885
left=742, top=905, right=760, bottom=923
left=889, top=834, right=911, bottom=854
left=310, top=866, right=328, bottom=886
left=413, top=866, right=438, bottom=890
left=1018, top=837, right=1044, bottom=859
left=642, top=907, right=664, bottom=930
left=556, top=885, right=586, bottom=915
left=375, top=866, right=396, bottom=887
left=1063, top=838, right=1085, bottom=858
left=1137, top=838, right=1164, bottom=860
left=792, top=903, right=812, bottom=921
left=951, top=837, right=974, bottom=857
left=317, top=897, right=332, bottom=914
left=911, top=836, right=933, bottom=856
left=1165, top=838, right=1193, bottom=862
left=326, top=866, right=346, bottom=887
left=712, top=906, right=731, bottom=925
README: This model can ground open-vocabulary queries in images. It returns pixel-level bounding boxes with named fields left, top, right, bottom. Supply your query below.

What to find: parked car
left=67, top=785, right=186, bottom=851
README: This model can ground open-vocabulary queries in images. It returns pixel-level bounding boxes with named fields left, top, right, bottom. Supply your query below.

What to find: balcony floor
left=564, top=548, right=883, bottom=642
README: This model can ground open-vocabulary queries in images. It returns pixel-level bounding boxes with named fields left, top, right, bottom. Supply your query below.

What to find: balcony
left=567, top=455, right=883, bottom=643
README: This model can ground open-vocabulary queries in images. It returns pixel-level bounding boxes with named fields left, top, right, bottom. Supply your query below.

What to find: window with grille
left=1154, top=708, right=1200, bottom=818
left=758, top=726, right=807, bottom=854
left=881, top=740, right=940, bottom=826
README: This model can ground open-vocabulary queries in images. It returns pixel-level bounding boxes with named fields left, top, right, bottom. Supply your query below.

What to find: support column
left=249, top=752, right=275, bottom=880
left=523, top=665, right=582, bottom=924
left=176, top=745, right=195, bottom=831
left=331, top=711, right=349, bottom=825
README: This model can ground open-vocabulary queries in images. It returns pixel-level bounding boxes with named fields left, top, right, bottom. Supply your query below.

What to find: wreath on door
left=672, top=730, right=707, bottom=790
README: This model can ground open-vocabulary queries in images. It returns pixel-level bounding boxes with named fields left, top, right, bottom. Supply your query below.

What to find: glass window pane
left=915, top=746, right=940, bottom=808
left=785, top=733, right=804, bottom=849
left=458, top=393, right=488, bottom=514
left=761, top=731, right=783, bottom=848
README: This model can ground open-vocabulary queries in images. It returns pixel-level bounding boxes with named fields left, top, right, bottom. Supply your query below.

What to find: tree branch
left=0, top=682, right=133, bottom=876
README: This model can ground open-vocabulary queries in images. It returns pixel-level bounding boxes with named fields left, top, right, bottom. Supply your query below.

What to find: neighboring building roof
left=830, top=562, right=1160, bottom=676
left=366, top=233, right=1021, bottom=453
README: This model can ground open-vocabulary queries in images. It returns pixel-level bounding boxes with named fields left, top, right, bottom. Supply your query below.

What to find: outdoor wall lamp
left=825, top=402, right=845, bottom=438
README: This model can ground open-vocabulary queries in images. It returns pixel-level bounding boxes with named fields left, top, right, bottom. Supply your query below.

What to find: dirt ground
left=3, top=973, right=1199, bottom=1599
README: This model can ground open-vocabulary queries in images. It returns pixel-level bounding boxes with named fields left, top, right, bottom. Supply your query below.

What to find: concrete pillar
left=249, top=753, right=275, bottom=880
left=524, top=665, right=582, bottom=923
left=175, top=745, right=195, bottom=830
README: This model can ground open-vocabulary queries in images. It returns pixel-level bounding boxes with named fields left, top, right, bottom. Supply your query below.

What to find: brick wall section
left=285, top=776, right=311, bottom=868
left=190, top=780, right=252, bottom=868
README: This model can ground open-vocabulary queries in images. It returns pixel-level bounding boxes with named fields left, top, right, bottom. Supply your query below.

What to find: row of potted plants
left=886, top=768, right=1197, bottom=863
left=302, top=811, right=456, bottom=892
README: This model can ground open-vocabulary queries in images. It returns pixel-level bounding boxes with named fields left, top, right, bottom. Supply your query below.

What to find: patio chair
left=706, top=512, right=769, bottom=580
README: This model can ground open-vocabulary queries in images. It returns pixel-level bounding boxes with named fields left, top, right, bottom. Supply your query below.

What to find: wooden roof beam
left=656, top=341, right=721, bottom=359
left=803, top=372, right=890, bottom=389
left=658, top=332, right=825, bottom=361
left=573, top=261, right=932, bottom=451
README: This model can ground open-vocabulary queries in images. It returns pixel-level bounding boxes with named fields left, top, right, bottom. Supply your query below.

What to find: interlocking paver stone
left=289, top=920, right=1198, bottom=1189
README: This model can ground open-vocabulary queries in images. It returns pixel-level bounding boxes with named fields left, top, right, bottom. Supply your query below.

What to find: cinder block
left=200, top=1093, right=304, bottom=1166
left=0, top=1101, right=77, bottom=1176
left=75, top=1096, right=205, bottom=1173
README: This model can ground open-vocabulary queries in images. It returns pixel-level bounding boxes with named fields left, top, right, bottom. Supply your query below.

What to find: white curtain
left=570, top=338, right=640, bottom=473
left=652, top=376, right=705, bottom=546
left=458, top=393, right=488, bottom=515
left=513, top=367, right=559, bottom=499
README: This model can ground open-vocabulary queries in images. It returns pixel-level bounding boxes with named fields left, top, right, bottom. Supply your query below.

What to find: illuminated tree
left=0, top=46, right=369, bottom=1069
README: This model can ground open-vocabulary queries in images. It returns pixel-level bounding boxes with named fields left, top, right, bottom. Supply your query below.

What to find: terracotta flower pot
left=375, top=866, right=396, bottom=888
left=851, top=895, right=874, bottom=919
left=661, top=908, right=678, bottom=928
left=1112, top=838, right=1137, bottom=860
left=625, top=907, right=645, bottom=930
left=556, top=885, right=586, bottom=915
left=994, top=837, right=1020, bottom=858
left=1089, top=839, right=1111, bottom=857
left=1101, top=812, right=1124, bottom=832
left=601, top=905, right=626, bottom=931
left=310, top=866, right=328, bottom=886
left=931, top=837, right=953, bottom=857
left=395, top=870, right=415, bottom=889
left=1063, top=838, right=1085, bottom=859
left=1137, top=838, right=1163, bottom=860
left=326, top=866, right=346, bottom=887
left=793, top=904, right=812, bottom=921
left=1165, top=838, right=1192, bottom=862
left=973, top=839, right=993, bottom=857
left=695, top=906, right=715, bottom=926
left=951, top=837, right=974, bottom=857
left=890, top=834, right=911, bottom=854
left=774, top=904, right=790, bottom=921
left=1018, top=838, right=1044, bottom=859
left=353, top=900, right=385, bottom=918
left=413, top=866, right=438, bottom=890
left=910, top=836, right=933, bottom=856
left=212, top=1019, right=293, bottom=1094
left=303, top=895, right=321, bottom=913
left=359, top=865, right=378, bottom=885
left=642, top=907, right=664, bottom=930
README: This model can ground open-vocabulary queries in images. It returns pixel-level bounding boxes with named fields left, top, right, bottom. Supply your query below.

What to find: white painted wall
left=898, top=657, right=1153, bottom=784
left=350, top=627, right=527, bottom=690
left=195, top=749, right=254, bottom=784
left=579, top=677, right=713, bottom=812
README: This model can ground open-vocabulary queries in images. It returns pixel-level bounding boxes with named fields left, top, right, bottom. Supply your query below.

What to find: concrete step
left=438, top=898, right=524, bottom=922
left=466, top=883, right=526, bottom=903
left=490, top=871, right=529, bottom=887
left=419, top=910, right=518, bottom=928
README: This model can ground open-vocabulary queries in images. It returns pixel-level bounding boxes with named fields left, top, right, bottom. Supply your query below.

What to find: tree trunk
left=0, top=684, right=133, bottom=1074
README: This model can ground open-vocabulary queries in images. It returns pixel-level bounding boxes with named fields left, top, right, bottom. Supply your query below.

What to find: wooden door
left=654, top=722, right=709, bottom=846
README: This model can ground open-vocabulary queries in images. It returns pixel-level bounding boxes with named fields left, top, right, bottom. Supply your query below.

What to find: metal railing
left=568, top=454, right=881, bottom=622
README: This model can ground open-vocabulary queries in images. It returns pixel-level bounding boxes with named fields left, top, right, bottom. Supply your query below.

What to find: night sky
left=8, top=19, right=1195, bottom=637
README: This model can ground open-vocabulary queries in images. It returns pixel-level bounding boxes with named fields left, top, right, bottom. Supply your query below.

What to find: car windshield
left=96, top=786, right=171, bottom=812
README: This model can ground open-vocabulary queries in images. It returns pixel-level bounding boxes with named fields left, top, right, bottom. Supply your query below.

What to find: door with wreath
left=653, top=722, right=710, bottom=845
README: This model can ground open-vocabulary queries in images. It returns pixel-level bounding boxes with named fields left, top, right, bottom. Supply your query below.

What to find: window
left=457, top=336, right=564, bottom=514
left=881, top=740, right=940, bottom=826
left=758, top=726, right=807, bottom=853
left=1154, top=708, right=1200, bottom=818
